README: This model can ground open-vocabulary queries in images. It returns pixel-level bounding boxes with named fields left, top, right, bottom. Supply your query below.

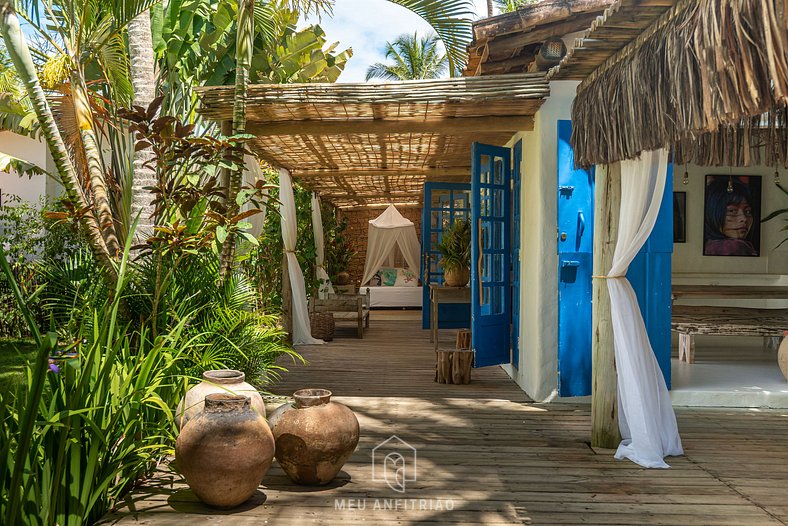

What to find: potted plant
left=326, top=217, right=355, bottom=285
left=437, top=219, right=471, bottom=287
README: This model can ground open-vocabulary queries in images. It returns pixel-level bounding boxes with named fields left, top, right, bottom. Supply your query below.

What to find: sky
left=303, top=0, right=492, bottom=83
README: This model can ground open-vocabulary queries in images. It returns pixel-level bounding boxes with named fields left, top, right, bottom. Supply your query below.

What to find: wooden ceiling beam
left=290, top=167, right=470, bottom=179
left=247, top=115, right=534, bottom=137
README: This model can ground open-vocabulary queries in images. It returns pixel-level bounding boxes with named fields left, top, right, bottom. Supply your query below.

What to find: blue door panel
left=556, top=119, right=673, bottom=396
left=422, top=183, right=472, bottom=330
left=557, top=120, right=595, bottom=396
left=471, top=142, right=511, bottom=368
left=558, top=252, right=593, bottom=396
left=511, top=140, right=523, bottom=369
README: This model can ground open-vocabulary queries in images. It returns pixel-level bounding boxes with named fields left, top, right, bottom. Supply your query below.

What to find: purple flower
left=48, top=362, right=60, bottom=374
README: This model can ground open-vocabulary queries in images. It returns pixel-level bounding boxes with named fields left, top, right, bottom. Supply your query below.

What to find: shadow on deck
left=100, top=313, right=788, bottom=525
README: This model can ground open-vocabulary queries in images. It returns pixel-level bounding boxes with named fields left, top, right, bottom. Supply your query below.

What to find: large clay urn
left=176, top=369, right=265, bottom=430
left=175, top=393, right=275, bottom=508
left=443, top=267, right=470, bottom=287
left=268, top=389, right=359, bottom=485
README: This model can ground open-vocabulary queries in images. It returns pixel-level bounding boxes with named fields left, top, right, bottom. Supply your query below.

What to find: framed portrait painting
left=703, top=175, right=761, bottom=257
left=673, top=192, right=686, bottom=243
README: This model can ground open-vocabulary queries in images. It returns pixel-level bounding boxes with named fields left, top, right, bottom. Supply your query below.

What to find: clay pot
left=778, top=332, right=788, bottom=381
left=176, top=370, right=265, bottom=430
left=268, top=389, right=359, bottom=485
left=335, top=271, right=351, bottom=285
left=175, top=393, right=275, bottom=508
left=443, top=267, right=470, bottom=287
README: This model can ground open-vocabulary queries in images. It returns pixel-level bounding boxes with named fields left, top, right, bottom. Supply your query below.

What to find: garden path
left=100, top=311, right=788, bottom=525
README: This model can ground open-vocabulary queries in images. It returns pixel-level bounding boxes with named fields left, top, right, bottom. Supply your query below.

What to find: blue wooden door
left=471, top=143, right=512, bottom=368
left=511, top=140, right=523, bottom=369
left=421, top=182, right=472, bottom=329
left=557, top=119, right=674, bottom=395
left=626, top=163, right=674, bottom=388
left=557, top=120, right=595, bottom=396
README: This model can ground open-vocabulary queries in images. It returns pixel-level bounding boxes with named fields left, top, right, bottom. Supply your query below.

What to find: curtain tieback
left=592, top=275, right=626, bottom=279
left=284, top=249, right=296, bottom=254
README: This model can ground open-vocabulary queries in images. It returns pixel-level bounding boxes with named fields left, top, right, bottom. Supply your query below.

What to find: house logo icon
left=371, top=435, right=417, bottom=493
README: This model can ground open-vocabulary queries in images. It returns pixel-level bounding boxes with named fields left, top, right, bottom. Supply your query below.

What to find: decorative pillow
left=395, top=268, right=418, bottom=287
left=370, top=272, right=382, bottom=286
left=378, top=267, right=398, bottom=287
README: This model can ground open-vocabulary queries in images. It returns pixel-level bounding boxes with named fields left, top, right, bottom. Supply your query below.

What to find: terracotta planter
left=175, top=394, right=275, bottom=508
left=335, top=271, right=351, bottom=285
left=778, top=332, right=788, bottom=380
left=268, top=389, right=359, bottom=485
left=443, top=267, right=470, bottom=287
left=176, top=370, right=265, bottom=430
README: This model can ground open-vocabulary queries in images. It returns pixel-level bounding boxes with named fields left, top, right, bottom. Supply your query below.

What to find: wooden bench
left=310, top=290, right=370, bottom=338
left=672, top=305, right=788, bottom=363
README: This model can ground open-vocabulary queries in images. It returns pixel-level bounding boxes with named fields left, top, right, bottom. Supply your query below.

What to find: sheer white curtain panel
left=607, top=149, right=683, bottom=468
left=311, top=193, right=334, bottom=298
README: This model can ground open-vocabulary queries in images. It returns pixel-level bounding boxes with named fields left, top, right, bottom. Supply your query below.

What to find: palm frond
left=386, top=0, right=473, bottom=76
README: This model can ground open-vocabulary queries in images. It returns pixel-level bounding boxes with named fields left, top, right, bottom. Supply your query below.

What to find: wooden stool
left=435, top=329, right=473, bottom=384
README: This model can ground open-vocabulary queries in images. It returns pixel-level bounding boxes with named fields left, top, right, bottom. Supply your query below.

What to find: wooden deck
left=100, top=312, right=788, bottom=525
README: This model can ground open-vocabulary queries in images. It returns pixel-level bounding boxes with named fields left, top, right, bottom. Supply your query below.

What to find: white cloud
left=302, top=0, right=490, bottom=83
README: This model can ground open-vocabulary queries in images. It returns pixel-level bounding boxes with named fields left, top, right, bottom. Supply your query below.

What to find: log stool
left=434, top=329, right=473, bottom=384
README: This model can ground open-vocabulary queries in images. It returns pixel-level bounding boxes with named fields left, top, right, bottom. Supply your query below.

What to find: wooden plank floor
left=100, top=312, right=788, bottom=525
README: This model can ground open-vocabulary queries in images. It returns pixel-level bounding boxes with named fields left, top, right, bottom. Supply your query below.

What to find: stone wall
left=340, top=206, right=422, bottom=287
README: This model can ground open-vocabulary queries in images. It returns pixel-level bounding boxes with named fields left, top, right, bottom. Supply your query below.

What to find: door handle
left=477, top=218, right=483, bottom=306
left=577, top=211, right=585, bottom=238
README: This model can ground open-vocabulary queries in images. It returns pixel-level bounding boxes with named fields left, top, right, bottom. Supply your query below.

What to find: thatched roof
left=196, top=74, right=549, bottom=208
left=464, top=0, right=613, bottom=77
left=565, top=0, right=788, bottom=168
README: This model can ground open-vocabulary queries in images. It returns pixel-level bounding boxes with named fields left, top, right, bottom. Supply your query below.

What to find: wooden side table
left=429, top=284, right=471, bottom=351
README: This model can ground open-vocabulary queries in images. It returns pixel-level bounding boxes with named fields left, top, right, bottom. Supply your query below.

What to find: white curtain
left=242, top=155, right=269, bottom=239
left=311, top=193, right=334, bottom=299
left=607, top=149, right=683, bottom=468
left=279, top=168, right=323, bottom=345
left=360, top=208, right=421, bottom=286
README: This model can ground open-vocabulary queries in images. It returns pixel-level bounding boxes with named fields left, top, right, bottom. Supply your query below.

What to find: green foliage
left=366, top=32, right=448, bottom=81
left=0, top=338, right=36, bottom=392
left=323, top=204, right=355, bottom=279
left=437, top=218, right=471, bottom=273
left=0, top=243, right=189, bottom=526
left=762, top=182, right=788, bottom=249
left=494, top=0, right=540, bottom=14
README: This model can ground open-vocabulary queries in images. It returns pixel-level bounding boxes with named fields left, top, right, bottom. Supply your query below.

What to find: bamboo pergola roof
left=464, top=0, right=614, bottom=77
left=196, top=74, right=549, bottom=208
left=562, top=0, right=788, bottom=168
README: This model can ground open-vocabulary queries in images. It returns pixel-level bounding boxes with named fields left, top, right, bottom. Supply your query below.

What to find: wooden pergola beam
left=247, top=116, right=534, bottom=137
left=291, top=167, right=470, bottom=179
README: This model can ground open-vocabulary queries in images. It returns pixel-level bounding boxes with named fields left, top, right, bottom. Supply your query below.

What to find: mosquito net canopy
left=360, top=205, right=421, bottom=286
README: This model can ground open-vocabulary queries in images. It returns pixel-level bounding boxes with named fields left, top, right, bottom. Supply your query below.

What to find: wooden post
left=591, top=163, right=622, bottom=449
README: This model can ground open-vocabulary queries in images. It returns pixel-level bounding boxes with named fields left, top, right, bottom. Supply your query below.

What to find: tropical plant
left=366, top=31, right=448, bottom=81
left=762, top=182, right=788, bottom=248
left=494, top=0, right=539, bottom=14
left=437, top=218, right=471, bottom=273
left=0, top=238, right=189, bottom=526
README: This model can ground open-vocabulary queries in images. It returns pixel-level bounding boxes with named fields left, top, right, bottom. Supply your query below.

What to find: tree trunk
left=127, top=10, right=158, bottom=244
left=70, top=69, right=121, bottom=257
left=487, top=0, right=493, bottom=17
left=219, top=0, right=255, bottom=280
left=591, top=163, right=621, bottom=449
left=0, top=1, right=116, bottom=280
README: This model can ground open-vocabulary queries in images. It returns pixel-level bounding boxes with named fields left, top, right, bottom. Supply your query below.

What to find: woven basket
left=310, top=312, right=335, bottom=341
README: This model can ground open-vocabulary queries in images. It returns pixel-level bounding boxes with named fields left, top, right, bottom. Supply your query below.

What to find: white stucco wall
left=0, top=131, right=58, bottom=205
left=500, top=80, right=580, bottom=402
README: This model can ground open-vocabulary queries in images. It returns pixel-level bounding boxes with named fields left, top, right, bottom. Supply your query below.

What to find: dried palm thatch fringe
left=571, top=0, right=788, bottom=168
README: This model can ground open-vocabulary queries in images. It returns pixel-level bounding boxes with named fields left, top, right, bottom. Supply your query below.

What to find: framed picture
left=703, top=175, right=761, bottom=257
left=673, top=192, right=686, bottom=243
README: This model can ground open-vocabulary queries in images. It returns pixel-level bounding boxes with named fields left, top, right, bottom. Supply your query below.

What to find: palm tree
left=366, top=32, right=448, bottom=81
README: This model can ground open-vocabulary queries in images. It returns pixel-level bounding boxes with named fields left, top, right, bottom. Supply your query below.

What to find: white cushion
left=395, top=268, right=419, bottom=287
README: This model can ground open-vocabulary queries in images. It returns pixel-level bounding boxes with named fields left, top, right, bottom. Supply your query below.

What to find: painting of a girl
left=703, top=175, right=761, bottom=257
